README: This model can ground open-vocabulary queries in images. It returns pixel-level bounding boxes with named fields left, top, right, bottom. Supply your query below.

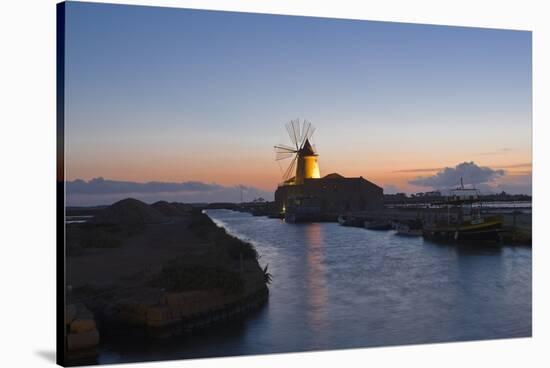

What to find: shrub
left=159, top=264, right=244, bottom=295
left=221, top=235, right=258, bottom=261
left=188, top=212, right=258, bottom=261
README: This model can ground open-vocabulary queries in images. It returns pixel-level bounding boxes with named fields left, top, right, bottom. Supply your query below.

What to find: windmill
left=274, top=119, right=321, bottom=185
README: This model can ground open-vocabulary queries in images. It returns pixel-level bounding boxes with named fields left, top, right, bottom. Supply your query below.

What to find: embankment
left=65, top=200, right=269, bottom=364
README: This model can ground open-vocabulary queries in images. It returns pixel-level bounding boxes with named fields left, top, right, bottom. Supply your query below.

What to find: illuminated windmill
left=275, top=119, right=321, bottom=185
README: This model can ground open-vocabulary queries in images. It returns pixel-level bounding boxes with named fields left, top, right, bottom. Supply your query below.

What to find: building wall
left=274, top=184, right=301, bottom=212
left=275, top=176, right=383, bottom=214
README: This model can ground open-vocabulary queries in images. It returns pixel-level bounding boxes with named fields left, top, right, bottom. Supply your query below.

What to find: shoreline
left=65, top=202, right=269, bottom=365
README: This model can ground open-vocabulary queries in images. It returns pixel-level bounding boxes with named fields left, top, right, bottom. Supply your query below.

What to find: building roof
left=314, top=173, right=383, bottom=190
left=299, top=139, right=316, bottom=156
left=323, top=173, right=345, bottom=179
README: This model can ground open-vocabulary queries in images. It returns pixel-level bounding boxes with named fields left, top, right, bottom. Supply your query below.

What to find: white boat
left=395, top=220, right=423, bottom=236
left=364, top=219, right=392, bottom=230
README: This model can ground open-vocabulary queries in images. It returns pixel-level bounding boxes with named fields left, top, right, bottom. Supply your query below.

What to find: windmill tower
left=275, top=119, right=321, bottom=185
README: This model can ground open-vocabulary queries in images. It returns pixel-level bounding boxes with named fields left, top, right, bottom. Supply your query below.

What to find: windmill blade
left=284, top=155, right=298, bottom=181
left=291, top=119, right=300, bottom=150
left=300, top=120, right=308, bottom=147
left=274, top=144, right=298, bottom=161
left=295, top=119, right=301, bottom=148
left=303, top=123, right=315, bottom=143
left=283, top=155, right=298, bottom=181
left=276, top=158, right=285, bottom=178
left=311, top=144, right=317, bottom=154
left=298, top=119, right=307, bottom=148
left=300, top=119, right=311, bottom=147
left=276, top=151, right=295, bottom=161
left=274, top=144, right=297, bottom=153
left=286, top=121, right=298, bottom=150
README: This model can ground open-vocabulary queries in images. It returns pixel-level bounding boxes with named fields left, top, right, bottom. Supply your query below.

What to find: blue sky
left=63, top=2, right=532, bottom=204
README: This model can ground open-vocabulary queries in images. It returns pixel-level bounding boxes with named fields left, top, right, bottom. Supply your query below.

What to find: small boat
left=395, top=219, right=423, bottom=236
left=337, top=214, right=346, bottom=225
left=364, top=219, right=392, bottom=230
left=422, top=180, right=503, bottom=243
left=423, top=216, right=503, bottom=242
left=338, top=214, right=365, bottom=227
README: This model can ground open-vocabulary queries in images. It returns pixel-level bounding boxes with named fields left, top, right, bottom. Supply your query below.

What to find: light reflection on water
left=304, top=224, right=328, bottom=346
left=98, top=209, right=531, bottom=364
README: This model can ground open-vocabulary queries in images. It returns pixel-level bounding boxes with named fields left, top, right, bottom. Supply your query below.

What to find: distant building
left=275, top=173, right=383, bottom=215
left=426, top=190, right=442, bottom=197
left=274, top=120, right=384, bottom=216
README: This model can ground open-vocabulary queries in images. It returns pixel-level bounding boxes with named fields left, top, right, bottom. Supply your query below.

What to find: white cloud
left=408, top=162, right=505, bottom=189
left=66, top=178, right=273, bottom=206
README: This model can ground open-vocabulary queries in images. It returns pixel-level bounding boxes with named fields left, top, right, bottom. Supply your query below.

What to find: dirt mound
left=151, top=201, right=192, bottom=217
left=92, top=198, right=168, bottom=225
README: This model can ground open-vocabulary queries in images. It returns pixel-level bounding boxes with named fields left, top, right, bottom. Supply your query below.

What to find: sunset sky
left=64, top=2, right=531, bottom=205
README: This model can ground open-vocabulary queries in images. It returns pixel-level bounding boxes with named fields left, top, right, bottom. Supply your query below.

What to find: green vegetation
left=150, top=211, right=266, bottom=295
left=188, top=212, right=259, bottom=261
left=187, top=211, right=216, bottom=238
left=66, top=223, right=145, bottom=251
left=157, top=263, right=244, bottom=295
left=262, top=264, right=273, bottom=285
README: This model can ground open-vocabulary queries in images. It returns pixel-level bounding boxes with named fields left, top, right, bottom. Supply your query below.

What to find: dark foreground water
left=98, top=209, right=531, bottom=364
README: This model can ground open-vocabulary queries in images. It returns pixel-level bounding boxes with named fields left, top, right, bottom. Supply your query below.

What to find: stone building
left=274, top=120, right=384, bottom=217
left=274, top=172, right=384, bottom=215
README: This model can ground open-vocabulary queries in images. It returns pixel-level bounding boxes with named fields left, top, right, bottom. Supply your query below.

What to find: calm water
left=99, top=209, right=531, bottom=364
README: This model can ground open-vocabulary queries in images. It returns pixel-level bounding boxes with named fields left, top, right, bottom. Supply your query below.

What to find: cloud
left=506, top=170, right=532, bottom=176
left=66, top=177, right=273, bottom=206
left=384, top=184, right=399, bottom=194
left=477, top=148, right=513, bottom=156
left=67, top=177, right=223, bottom=194
left=494, top=162, right=532, bottom=169
left=393, top=167, right=443, bottom=173
left=490, top=170, right=532, bottom=195
left=492, top=175, right=532, bottom=195
left=408, top=162, right=505, bottom=189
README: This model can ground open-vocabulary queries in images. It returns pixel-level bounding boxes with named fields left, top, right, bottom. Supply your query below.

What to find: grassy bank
left=66, top=201, right=269, bottom=346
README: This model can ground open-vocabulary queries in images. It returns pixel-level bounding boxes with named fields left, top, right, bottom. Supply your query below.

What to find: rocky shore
left=65, top=199, right=269, bottom=365
left=64, top=303, right=100, bottom=364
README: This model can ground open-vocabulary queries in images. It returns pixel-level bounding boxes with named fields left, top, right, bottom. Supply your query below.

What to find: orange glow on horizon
left=66, top=142, right=532, bottom=194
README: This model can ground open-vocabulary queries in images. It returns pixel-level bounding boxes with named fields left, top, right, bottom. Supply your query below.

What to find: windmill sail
left=275, top=119, right=321, bottom=185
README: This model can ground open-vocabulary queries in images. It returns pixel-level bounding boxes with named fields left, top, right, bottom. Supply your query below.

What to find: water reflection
left=98, top=210, right=532, bottom=363
left=304, top=224, right=329, bottom=342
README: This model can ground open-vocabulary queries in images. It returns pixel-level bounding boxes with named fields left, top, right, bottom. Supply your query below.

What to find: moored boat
left=395, top=219, right=423, bottom=236
left=422, top=180, right=503, bottom=243
left=422, top=215, right=503, bottom=242
left=364, top=219, right=392, bottom=230
left=337, top=214, right=346, bottom=225
left=338, top=214, right=365, bottom=227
